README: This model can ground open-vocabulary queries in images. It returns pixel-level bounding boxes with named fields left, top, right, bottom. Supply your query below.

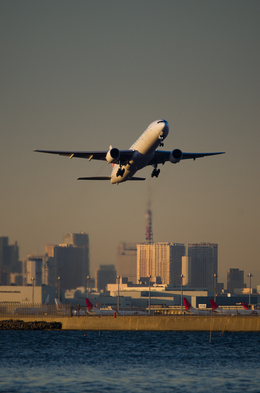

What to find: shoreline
left=1, top=315, right=260, bottom=332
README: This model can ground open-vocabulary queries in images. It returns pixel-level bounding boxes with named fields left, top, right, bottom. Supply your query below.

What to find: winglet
left=183, top=297, right=191, bottom=311
left=241, top=302, right=249, bottom=310
left=210, top=299, right=218, bottom=311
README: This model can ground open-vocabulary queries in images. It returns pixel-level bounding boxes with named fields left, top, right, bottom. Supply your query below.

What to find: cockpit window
left=157, top=120, right=167, bottom=124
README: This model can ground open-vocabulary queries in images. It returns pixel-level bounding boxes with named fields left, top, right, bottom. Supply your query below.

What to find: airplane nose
left=158, top=119, right=169, bottom=138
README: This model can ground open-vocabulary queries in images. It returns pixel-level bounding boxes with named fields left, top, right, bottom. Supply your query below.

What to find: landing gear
left=151, top=168, right=160, bottom=178
left=116, top=167, right=125, bottom=177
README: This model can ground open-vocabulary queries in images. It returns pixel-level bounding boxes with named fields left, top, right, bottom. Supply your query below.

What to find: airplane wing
left=151, top=150, right=225, bottom=165
left=34, top=149, right=134, bottom=162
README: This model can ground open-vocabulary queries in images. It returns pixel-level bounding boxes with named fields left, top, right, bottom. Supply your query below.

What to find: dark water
left=0, top=331, right=260, bottom=392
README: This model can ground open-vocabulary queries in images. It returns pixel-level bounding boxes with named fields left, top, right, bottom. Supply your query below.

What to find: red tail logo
left=183, top=297, right=191, bottom=311
left=210, top=299, right=218, bottom=310
left=86, top=298, right=94, bottom=311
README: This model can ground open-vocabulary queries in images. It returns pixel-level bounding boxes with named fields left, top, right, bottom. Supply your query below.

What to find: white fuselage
left=110, top=120, right=169, bottom=184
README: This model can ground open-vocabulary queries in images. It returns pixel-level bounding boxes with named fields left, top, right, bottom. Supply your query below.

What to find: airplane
left=34, top=119, right=225, bottom=185
left=241, top=302, right=260, bottom=315
left=13, top=295, right=50, bottom=315
left=210, top=299, right=245, bottom=315
left=86, top=298, right=118, bottom=315
left=183, top=297, right=211, bottom=315
left=54, top=298, right=87, bottom=316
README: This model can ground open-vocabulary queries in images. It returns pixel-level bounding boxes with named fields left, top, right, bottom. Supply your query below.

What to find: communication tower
left=145, top=201, right=153, bottom=244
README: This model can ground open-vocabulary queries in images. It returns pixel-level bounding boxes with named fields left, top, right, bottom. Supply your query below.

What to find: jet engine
left=169, top=149, right=183, bottom=164
left=106, top=147, right=120, bottom=163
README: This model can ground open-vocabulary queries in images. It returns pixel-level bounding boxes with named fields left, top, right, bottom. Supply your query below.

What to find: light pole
left=31, top=277, right=35, bottom=306
left=117, top=275, right=120, bottom=311
left=148, top=275, right=151, bottom=315
left=86, top=276, right=90, bottom=298
left=213, top=274, right=218, bottom=302
left=57, top=276, right=61, bottom=301
left=247, top=273, right=253, bottom=306
left=180, top=274, right=185, bottom=314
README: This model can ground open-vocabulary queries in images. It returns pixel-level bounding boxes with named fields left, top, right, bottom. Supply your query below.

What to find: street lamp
left=31, top=277, right=35, bottom=306
left=148, top=275, right=151, bottom=315
left=180, top=274, right=185, bottom=314
left=247, top=273, right=253, bottom=306
left=86, top=276, right=90, bottom=298
left=213, top=274, right=218, bottom=302
left=117, top=276, right=120, bottom=311
left=57, top=276, right=61, bottom=301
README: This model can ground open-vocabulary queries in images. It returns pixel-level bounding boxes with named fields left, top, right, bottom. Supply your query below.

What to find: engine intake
left=169, top=149, right=183, bottom=164
left=106, top=147, right=120, bottom=163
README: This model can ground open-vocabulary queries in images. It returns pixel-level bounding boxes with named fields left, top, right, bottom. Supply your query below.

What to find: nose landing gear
left=116, top=167, right=125, bottom=177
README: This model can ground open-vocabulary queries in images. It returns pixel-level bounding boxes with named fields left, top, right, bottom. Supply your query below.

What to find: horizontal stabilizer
left=77, top=176, right=111, bottom=180
left=128, top=177, right=146, bottom=181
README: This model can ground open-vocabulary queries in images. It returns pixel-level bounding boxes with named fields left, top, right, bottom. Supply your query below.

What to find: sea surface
left=0, top=330, right=260, bottom=392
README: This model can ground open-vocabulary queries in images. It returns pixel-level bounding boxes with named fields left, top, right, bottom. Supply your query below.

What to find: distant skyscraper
left=0, top=236, right=21, bottom=285
left=95, top=265, right=116, bottom=291
left=188, top=243, right=218, bottom=292
left=227, top=268, right=245, bottom=293
left=137, top=242, right=185, bottom=286
left=116, top=242, right=137, bottom=283
left=45, top=233, right=90, bottom=290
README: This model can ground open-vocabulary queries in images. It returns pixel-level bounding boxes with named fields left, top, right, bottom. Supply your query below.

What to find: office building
left=188, top=243, right=218, bottom=292
left=95, top=265, right=116, bottom=291
left=116, top=242, right=137, bottom=283
left=227, top=268, right=245, bottom=293
left=0, top=236, right=21, bottom=285
left=137, top=243, right=185, bottom=286
left=45, top=233, right=90, bottom=290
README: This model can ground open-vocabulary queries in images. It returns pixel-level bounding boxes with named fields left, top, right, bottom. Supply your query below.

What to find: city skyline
left=1, top=2, right=260, bottom=286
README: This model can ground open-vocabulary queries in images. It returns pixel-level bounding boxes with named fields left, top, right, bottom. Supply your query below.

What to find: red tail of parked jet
left=210, top=299, right=241, bottom=315
left=86, top=298, right=94, bottom=311
left=183, top=297, right=211, bottom=315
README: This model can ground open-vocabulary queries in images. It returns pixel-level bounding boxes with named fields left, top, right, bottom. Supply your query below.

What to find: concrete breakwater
left=1, top=315, right=260, bottom=331
left=0, top=319, right=62, bottom=330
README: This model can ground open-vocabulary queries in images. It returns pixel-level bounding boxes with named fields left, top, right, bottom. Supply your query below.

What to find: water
left=0, top=331, right=260, bottom=392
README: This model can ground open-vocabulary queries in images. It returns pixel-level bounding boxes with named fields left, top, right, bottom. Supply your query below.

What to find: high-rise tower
left=145, top=201, right=153, bottom=244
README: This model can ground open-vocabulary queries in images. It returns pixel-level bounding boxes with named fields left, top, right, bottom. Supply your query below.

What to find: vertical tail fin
left=241, top=302, right=249, bottom=310
left=86, top=298, right=93, bottom=311
left=183, top=297, right=191, bottom=311
left=44, top=294, right=50, bottom=305
left=210, top=299, right=218, bottom=310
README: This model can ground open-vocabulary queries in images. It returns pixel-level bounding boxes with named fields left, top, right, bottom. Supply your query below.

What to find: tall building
left=24, top=255, right=43, bottom=286
left=45, top=233, right=90, bottom=290
left=188, top=243, right=218, bottom=292
left=0, top=236, right=21, bottom=285
left=227, top=268, right=245, bottom=293
left=116, top=242, right=137, bottom=283
left=137, top=243, right=185, bottom=286
left=95, top=265, right=116, bottom=291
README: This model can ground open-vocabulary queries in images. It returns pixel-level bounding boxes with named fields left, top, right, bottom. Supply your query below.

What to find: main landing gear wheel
left=151, top=168, right=160, bottom=178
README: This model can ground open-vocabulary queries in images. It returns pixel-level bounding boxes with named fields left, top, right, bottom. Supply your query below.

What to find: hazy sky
left=1, top=1, right=260, bottom=287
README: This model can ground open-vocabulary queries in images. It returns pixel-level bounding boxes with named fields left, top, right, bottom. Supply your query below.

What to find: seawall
left=1, top=315, right=260, bottom=332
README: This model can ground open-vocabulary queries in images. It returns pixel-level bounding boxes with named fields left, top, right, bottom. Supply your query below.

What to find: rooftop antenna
left=145, top=199, right=153, bottom=244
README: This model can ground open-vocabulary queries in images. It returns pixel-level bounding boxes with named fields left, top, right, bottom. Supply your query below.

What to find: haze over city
left=1, top=1, right=260, bottom=287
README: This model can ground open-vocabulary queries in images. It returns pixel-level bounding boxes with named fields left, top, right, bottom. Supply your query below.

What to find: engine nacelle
left=169, top=149, right=183, bottom=164
left=106, top=147, right=120, bottom=163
